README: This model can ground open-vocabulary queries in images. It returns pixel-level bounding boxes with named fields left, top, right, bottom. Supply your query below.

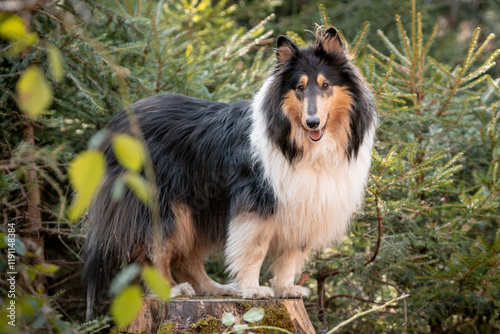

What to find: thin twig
left=377, top=56, right=393, bottom=94
left=35, top=9, right=63, bottom=23
left=47, top=270, right=81, bottom=290
left=136, top=0, right=142, bottom=16
left=326, top=294, right=390, bottom=306
left=371, top=277, right=405, bottom=294
left=22, top=227, right=74, bottom=236
left=124, top=0, right=133, bottom=15
left=58, top=235, right=84, bottom=262
left=0, top=71, right=23, bottom=78
left=296, top=272, right=311, bottom=286
left=365, top=191, right=383, bottom=265
left=352, top=22, right=369, bottom=56
left=59, top=34, right=80, bottom=50
left=326, top=294, right=410, bottom=333
left=403, top=298, right=408, bottom=334
left=151, top=12, right=163, bottom=93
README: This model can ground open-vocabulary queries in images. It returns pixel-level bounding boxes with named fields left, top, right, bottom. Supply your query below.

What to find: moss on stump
left=125, top=297, right=315, bottom=334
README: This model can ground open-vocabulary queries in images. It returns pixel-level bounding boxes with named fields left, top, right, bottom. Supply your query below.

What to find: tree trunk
left=22, top=118, right=45, bottom=274
left=20, top=9, right=45, bottom=281
left=126, top=297, right=316, bottom=334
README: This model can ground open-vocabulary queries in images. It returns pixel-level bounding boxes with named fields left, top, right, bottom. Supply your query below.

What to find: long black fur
left=83, top=94, right=276, bottom=318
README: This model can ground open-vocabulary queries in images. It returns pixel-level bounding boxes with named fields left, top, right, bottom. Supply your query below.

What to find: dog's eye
left=322, top=82, right=329, bottom=90
left=297, top=85, right=305, bottom=92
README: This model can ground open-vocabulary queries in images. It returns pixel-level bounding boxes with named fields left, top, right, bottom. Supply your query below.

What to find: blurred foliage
left=0, top=0, right=499, bottom=333
left=1, top=0, right=274, bottom=332
left=299, top=2, right=500, bottom=334
left=269, top=0, right=500, bottom=77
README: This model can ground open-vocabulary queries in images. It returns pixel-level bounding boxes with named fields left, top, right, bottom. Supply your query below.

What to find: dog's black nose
left=306, top=116, right=320, bottom=129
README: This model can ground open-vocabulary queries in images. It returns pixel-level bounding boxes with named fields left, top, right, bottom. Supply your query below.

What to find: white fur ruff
left=224, top=76, right=375, bottom=298
left=251, top=77, right=374, bottom=252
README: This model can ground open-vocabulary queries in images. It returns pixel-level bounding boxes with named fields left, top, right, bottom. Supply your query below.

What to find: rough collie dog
left=83, top=27, right=376, bottom=319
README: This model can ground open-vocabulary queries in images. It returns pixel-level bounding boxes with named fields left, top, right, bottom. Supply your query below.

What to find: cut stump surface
left=125, top=297, right=316, bottom=333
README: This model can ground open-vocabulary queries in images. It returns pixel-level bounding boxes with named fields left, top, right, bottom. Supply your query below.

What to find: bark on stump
left=125, top=297, right=316, bottom=333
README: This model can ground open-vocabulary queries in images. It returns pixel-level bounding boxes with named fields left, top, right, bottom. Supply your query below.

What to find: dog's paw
left=216, top=283, right=239, bottom=296
left=273, top=285, right=310, bottom=298
left=170, top=282, right=195, bottom=298
left=201, top=282, right=240, bottom=296
left=239, top=286, right=274, bottom=299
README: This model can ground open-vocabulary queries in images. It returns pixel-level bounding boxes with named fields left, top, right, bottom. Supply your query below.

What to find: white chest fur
left=250, top=83, right=374, bottom=250
left=255, top=135, right=373, bottom=250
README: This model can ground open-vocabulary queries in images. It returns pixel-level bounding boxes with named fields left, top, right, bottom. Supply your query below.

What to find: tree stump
left=125, top=297, right=316, bottom=333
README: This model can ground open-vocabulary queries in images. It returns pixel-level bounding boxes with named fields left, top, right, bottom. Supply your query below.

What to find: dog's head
left=262, top=27, right=375, bottom=163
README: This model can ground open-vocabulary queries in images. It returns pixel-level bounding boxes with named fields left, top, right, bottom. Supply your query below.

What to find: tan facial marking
left=282, top=74, right=308, bottom=123
left=313, top=94, right=330, bottom=127
left=282, top=91, right=301, bottom=121
left=297, top=75, right=308, bottom=92
left=325, top=86, right=352, bottom=150
left=300, top=74, right=331, bottom=129
left=316, top=74, right=328, bottom=87
left=282, top=90, right=305, bottom=146
left=282, top=75, right=351, bottom=149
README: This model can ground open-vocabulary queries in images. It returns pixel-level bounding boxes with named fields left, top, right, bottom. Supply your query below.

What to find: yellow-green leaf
left=34, top=263, right=59, bottom=273
left=110, top=285, right=143, bottom=328
left=0, top=14, right=37, bottom=55
left=112, top=134, right=146, bottom=172
left=142, top=266, right=170, bottom=300
left=68, top=150, right=105, bottom=221
left=0, top=233, right=6, bottom=249
left=47, top=44, right=64, bottom=82
left=18, top=298, right=36, bottom=317
left=16, top=66, right=53, bottom=118
left=0, top=14, right=37, bottom=43
left=186, top=43, right=194, bottom=64
left=124, top=173, right=151, bottom=206
left=0, top=14, right=26, bottom=40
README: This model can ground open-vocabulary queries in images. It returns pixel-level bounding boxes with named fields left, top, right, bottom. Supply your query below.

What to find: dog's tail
left=82, top=175, right=156, bottom=321
left=83, top=243, right=111, bottom=321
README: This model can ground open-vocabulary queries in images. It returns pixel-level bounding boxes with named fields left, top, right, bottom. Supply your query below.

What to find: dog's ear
left=276, top=36, right=299, bottom=66
left=319, top=27, right=343, bottom=54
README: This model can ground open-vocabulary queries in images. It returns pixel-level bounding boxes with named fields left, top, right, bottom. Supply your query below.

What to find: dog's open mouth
left=308, top=129, right=324, bottom=141
left=307, top=115, right=329, bottom=142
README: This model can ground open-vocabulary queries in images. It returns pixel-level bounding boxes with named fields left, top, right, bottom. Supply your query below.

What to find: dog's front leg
left=225, top=213, right=275, bottom=298
left=270, top=248, right=310, bottom=298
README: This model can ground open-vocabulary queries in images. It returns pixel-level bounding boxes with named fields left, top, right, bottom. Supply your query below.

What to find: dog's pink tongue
left=309, top=130, right=322, bottom=141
